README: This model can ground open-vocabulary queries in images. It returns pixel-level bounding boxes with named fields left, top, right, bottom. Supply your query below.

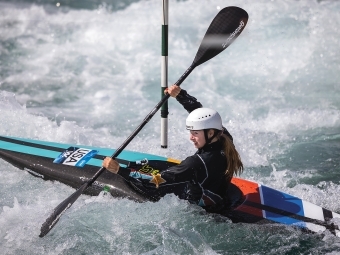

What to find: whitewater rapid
left=1, top=0, right=340, bottom=254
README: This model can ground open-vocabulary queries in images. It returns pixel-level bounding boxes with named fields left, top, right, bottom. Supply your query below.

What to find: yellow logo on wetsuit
left=139, top=164, right=166, bottom=188
left=139, top=164, right=160, bottom=175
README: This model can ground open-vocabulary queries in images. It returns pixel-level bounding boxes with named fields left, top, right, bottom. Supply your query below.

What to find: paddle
left=39, top=6, right=248, bottom=237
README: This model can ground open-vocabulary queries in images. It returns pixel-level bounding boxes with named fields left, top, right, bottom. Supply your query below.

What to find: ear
left=208, top=129, right=214, bottom=139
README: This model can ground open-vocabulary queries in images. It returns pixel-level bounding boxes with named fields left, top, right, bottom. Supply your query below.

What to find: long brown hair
left=219, top=133, right=243, bottom=181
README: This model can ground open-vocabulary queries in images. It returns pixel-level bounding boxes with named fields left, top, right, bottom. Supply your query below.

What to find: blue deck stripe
left=261, top=185, right=306, bottom=226
left=0, top=140, right=61, bottom=159
left=0, top=136, right=168, bottom=165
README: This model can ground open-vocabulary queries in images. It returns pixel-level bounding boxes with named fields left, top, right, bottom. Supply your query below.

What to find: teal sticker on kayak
left=53, top=147, right=99, bottom=167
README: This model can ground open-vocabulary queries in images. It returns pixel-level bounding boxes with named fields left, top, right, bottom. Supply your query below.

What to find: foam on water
left=1, top=0, right=340, bottom=253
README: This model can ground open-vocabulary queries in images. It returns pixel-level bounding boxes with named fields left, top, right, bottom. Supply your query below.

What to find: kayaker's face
left=189, top=130, right=206, bottom=148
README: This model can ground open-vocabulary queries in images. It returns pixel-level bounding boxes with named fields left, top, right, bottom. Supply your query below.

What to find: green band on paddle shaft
left=161, top=87, right=168, bottom=118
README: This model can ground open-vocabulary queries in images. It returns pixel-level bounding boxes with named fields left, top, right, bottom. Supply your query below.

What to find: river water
left=1, top=0, right=340, bottom=254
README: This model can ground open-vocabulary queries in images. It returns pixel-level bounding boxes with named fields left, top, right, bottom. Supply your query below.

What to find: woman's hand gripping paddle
left=39, top=6, right=248, bottom=237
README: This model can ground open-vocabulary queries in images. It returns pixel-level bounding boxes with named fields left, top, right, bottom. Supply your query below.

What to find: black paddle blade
left=39, top=182, right=88, bottom=237
left=193, top=6, right=248, bottom=67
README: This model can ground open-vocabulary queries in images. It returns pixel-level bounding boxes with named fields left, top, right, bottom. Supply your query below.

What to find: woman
left=103, top=85, right=243, bottom=211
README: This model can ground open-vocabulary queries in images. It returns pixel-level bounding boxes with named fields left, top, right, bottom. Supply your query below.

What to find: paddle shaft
left=39, top=65, right=195, bottom=237
left=40, top=6, right=249, bottom=237
left=88, top=65, right=194, bottom=185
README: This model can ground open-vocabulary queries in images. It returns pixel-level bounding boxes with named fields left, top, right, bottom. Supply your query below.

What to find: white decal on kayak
left=24, top=168, right=44, bottom=178
left=54, top=147, right=98, bottom=167
left=79, top=176, right=105, bottom=189
left=63, top=148, right=92, bottom=166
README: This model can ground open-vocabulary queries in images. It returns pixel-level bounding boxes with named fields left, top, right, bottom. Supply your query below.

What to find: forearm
left=176, top=89, right=203, bottom=113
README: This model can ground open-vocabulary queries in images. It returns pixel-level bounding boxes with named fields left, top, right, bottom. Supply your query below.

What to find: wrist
left=114, top=165, right=120, bottom=174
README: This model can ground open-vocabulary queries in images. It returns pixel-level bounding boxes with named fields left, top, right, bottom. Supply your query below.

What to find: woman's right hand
left=102, top=157, right=120, bottom=174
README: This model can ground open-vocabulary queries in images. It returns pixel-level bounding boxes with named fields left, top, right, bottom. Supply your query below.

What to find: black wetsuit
left=117, top=89, right=234, bottom=209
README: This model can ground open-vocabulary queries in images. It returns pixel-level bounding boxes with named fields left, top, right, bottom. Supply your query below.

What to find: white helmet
left=186, top=108, right=223, bottom=131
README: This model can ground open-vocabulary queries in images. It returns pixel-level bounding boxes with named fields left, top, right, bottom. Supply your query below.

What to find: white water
left=1, top=0, right=340, bottom=254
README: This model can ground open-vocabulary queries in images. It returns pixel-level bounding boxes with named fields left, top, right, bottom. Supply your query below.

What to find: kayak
left=0, top=135, right=339, bottom=236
